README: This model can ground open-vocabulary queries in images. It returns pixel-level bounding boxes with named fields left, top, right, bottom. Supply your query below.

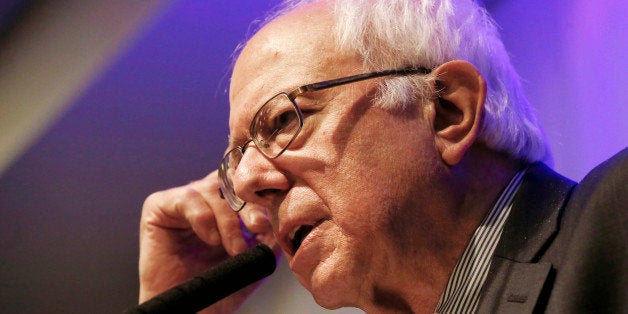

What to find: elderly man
left=137, top=0, right=626, bottom=313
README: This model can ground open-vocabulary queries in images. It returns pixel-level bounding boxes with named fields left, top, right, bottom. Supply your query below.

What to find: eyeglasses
left=218, top=66, right=431, bottom=212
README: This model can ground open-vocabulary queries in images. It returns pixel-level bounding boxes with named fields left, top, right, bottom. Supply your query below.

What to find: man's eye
left=273, top=110, right=298, bottom=131
left=261, top=110, right=298, bottom=143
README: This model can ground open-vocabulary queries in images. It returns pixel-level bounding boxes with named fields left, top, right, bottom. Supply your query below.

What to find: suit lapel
left=477, top=163, right=576, bottom=313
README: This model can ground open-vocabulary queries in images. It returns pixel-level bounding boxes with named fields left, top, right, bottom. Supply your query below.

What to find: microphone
left=126, top=244, right=277, bottom=314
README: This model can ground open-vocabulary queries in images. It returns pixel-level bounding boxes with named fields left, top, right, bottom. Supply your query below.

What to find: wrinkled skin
left=138, top=2, right=514, bottom=313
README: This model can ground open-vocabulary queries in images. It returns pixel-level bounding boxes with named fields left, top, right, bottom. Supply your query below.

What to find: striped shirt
left=435, top=169, right=527, bottom=313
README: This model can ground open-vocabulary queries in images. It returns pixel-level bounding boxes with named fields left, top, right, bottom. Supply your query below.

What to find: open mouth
left=289, top=225, right=315, bottom=254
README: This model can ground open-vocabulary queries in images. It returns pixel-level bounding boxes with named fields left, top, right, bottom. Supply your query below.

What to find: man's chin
left=305, top=271, right=358, bottom=310
left=311, top=288, right=350, bottom=310
left=292, top=247, right=363, bottom=309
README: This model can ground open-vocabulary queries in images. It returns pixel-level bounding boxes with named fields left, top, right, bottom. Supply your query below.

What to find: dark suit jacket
left=477, top=148, right=627, bottom=313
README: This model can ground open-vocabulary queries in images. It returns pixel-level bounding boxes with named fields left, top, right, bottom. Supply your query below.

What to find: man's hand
left=138, top=170, right=278, bottom=313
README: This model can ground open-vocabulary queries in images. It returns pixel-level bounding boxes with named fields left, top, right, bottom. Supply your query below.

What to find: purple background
left=0, top=0, right=625, bottom=312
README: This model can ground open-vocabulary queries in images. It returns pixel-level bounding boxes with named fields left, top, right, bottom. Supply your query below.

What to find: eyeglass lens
left=219, top=149, right=246, bottom=211
left=251, top=93, right=302, bottom=157
left=219, top=92, right=303, bottom=211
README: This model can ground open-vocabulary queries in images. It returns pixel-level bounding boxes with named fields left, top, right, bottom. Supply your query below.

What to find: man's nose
left=232, top=146, right=290, bottom=208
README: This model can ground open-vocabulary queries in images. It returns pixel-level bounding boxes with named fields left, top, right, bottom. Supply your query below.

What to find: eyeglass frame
left=218, top=66, right=432, bottom=212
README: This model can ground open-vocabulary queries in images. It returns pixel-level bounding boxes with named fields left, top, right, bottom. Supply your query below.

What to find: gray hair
left=254, top=0, right=551, bottom=163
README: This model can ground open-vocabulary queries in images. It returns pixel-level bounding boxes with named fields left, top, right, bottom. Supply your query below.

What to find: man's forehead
left=226, top=2, right=339, bottom=147
left=229, top=2, right=336, bottom=95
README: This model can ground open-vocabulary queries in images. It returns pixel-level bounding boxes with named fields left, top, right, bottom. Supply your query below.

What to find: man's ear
left=430, top=60, right=486, bottom=166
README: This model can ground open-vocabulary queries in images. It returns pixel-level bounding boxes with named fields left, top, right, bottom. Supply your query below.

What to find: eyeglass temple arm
left=288, top=66, right=431, bottom=99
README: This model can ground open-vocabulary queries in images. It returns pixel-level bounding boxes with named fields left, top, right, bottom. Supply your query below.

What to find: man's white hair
left=257, top=0, right=551, bottom=162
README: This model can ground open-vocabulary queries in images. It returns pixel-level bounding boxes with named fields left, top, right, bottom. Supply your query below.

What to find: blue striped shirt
left=435, top=169, right=527, bottom=313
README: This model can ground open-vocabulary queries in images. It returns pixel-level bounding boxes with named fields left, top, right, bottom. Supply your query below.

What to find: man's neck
left=359, top=147, right=524, bottom=313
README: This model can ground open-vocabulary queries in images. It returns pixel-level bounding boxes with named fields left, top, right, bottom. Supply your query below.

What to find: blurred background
left=0, top=0, right=625, bottom=313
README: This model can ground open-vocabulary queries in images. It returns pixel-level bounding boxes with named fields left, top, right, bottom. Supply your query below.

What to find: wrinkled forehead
left=226, top=2, right=360, bottom=147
